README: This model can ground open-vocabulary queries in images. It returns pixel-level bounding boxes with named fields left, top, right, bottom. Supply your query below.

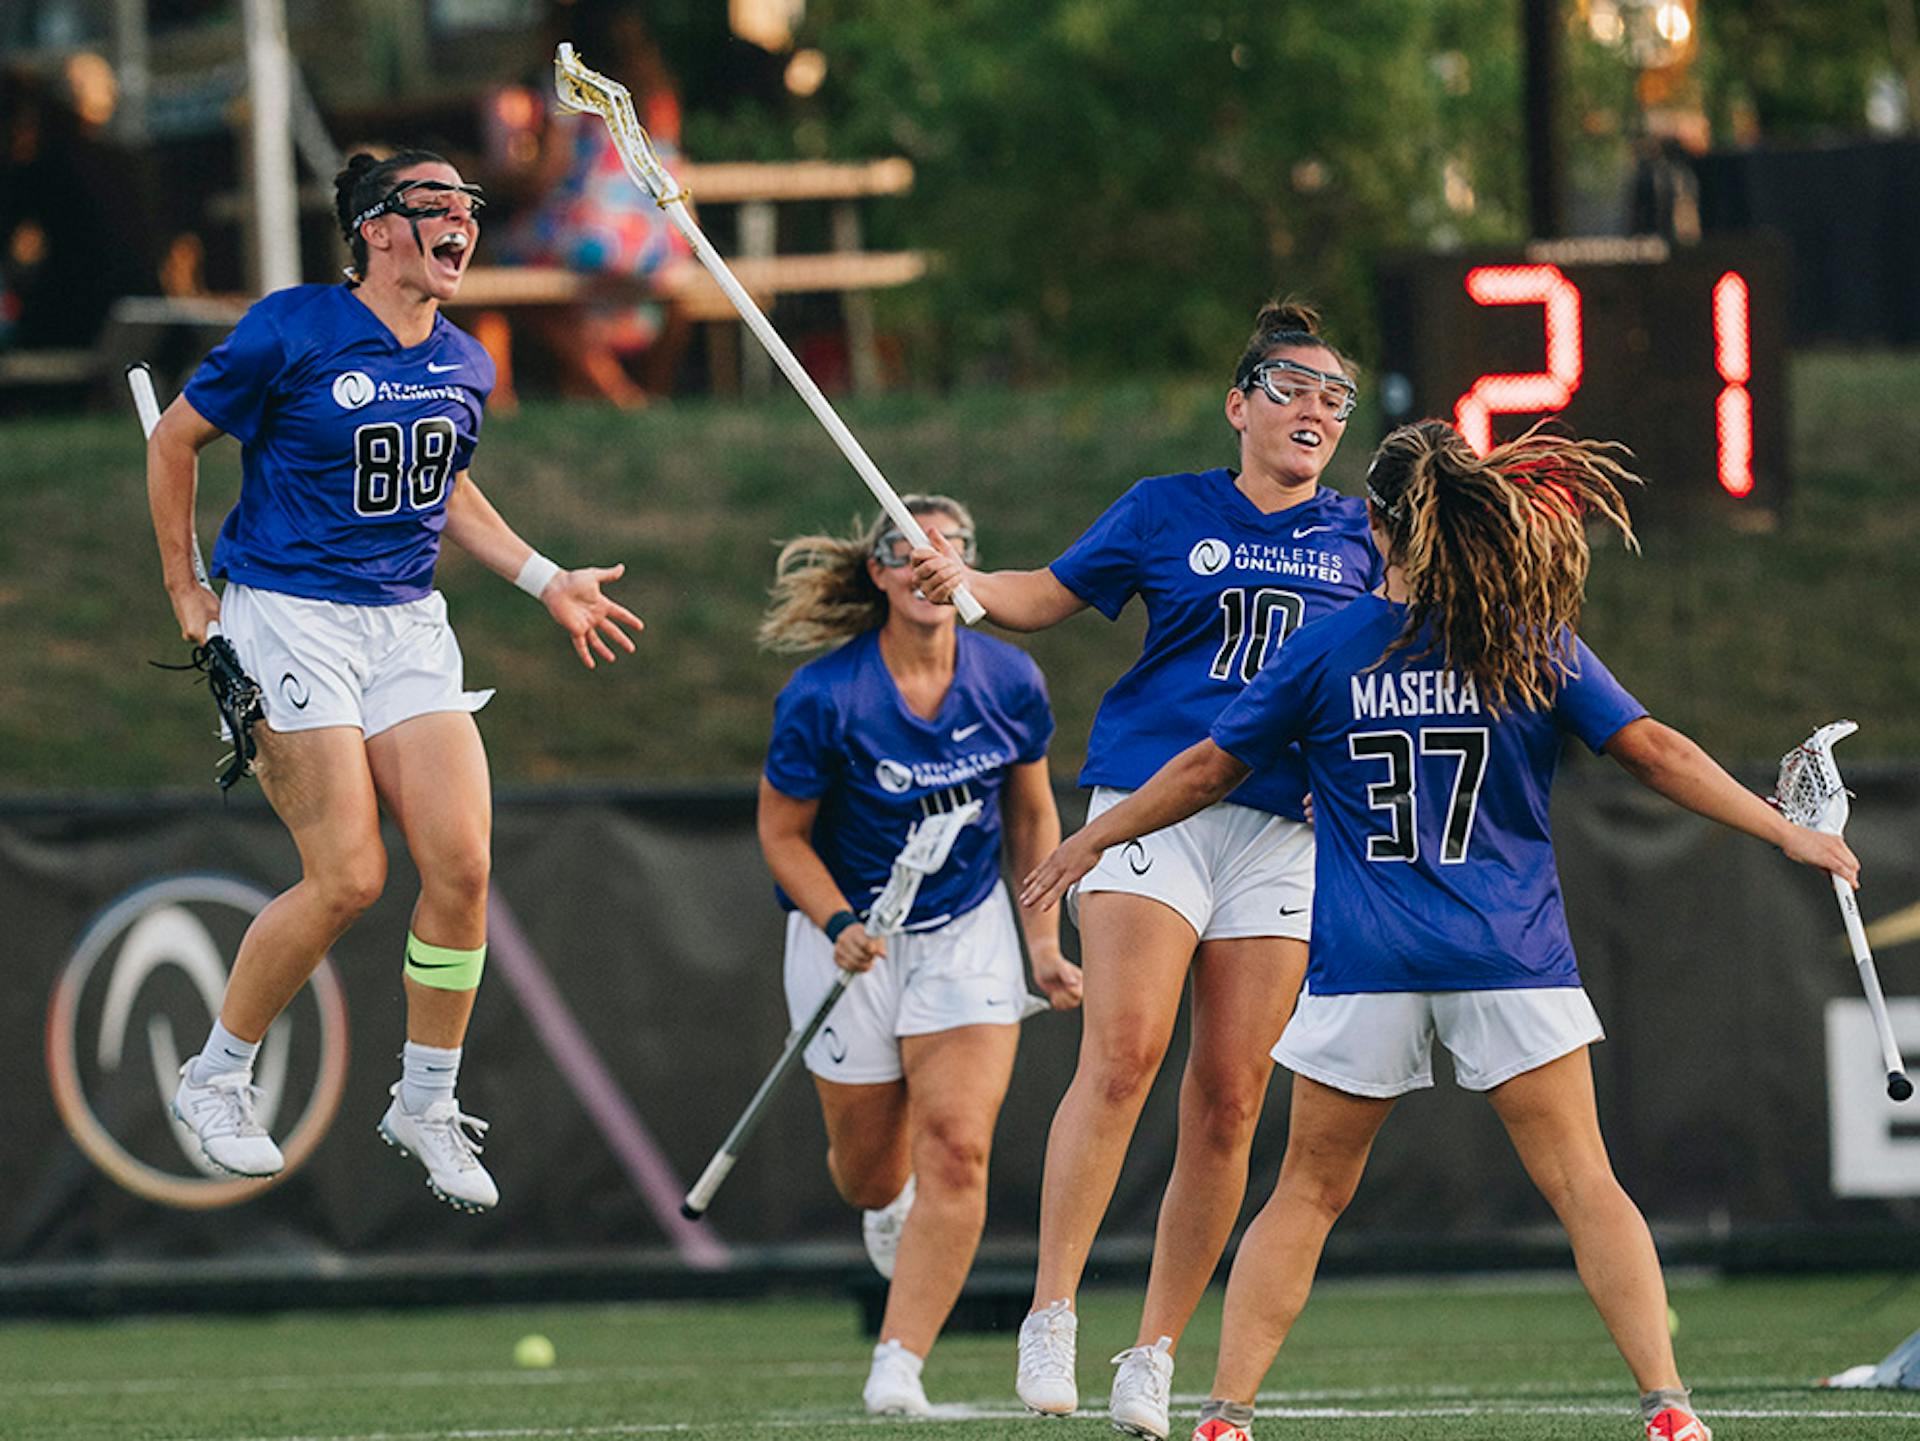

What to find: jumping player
left=1021, top=419, right=1860, bottom=1441
left=912, top=300, right=1378, bottom=1436
left=149, top=150, right=643, bottom=1211
left=758, top=496, right=1079, bottom=1417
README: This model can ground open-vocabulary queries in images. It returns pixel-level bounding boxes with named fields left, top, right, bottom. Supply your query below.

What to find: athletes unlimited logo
left=45, top=875, right=350, bottom=1209
left=332, top=370, right=375, bottom=410
left=1188, top=538, right=1231, bottom=576
left=875, top=758, right=914, bottom=794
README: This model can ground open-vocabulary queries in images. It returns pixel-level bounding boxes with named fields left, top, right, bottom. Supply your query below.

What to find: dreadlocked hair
left=757, top=495, right=975, bottom=653
left=1231, top=296, right=1359, bottom=390
left=1366, top=419, right=1642, bottom=714
left=333, top=147, right=448, bottom=285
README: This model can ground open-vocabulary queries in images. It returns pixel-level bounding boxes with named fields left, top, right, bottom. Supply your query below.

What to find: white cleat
left=863, top=1338, right=932, bottom=1416
left=862, top=1174, right=916, bottom=1280
left=171, top=1063, right=284, bottom=1178
left=1109, top=1336, right=1174, bottom=1439
left=1017, top=1298, right=1079, bottom=1416
left=376, top=1085, right=499, bottom=1213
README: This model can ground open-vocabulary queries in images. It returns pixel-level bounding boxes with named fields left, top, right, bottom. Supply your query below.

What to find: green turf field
left=5, top=1274, right=1919, bottom=1439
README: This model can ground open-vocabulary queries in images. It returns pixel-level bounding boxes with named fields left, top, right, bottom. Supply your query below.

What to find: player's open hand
left=833, top=921, right=886, bottom=974
left=1782, top=824, right=1862, bottom=888
left=908, top=534, right=969, bottom=607
left=1020, top=831, right=1103, bottom=914
left=543, top=563, right=644, bottom=669
left=1027, top=940, right=1084, bottom=1010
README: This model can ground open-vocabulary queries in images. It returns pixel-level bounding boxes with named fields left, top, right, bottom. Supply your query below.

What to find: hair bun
left=333, top=152, right=380, bottom=231
left=1255, top=298, right=1322, bottom=337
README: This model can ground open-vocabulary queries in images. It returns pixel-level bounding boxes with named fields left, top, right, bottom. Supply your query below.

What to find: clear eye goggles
left=1244, top=358, right=1358, bottom=421
left=352, top=180, right=487, bottom=232
left=873, top=526, right=976, bottom=568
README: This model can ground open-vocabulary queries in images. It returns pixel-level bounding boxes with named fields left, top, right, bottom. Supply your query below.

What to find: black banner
left=6, top=764, right=1920, bottom=1304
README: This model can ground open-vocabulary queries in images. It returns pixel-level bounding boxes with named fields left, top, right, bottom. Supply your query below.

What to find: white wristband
left=514, top=552, right=561, bottom=600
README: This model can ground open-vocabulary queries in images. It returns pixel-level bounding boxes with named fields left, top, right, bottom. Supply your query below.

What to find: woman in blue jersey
left=912, top=300, right=1378, bottom=1434
left=147, top=150, right=642, bottom=1212
left=758, top=496, right=1077, bottom=1417
left=1022, top=419, right=1860, bottom=1441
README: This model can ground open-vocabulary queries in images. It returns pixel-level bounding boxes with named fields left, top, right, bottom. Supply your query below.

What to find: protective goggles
left=1244, top=358, right=1358, bottom=421
left=352, top=180, right=487, bottom=233
left=873, top=526, right=976, bottom=568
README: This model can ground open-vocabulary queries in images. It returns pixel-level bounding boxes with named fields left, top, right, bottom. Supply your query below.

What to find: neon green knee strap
left=404, top=932, right=486, bottom=991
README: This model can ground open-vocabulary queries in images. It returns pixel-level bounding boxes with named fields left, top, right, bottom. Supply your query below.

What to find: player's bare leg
left=368, top=711, right=498, bottom=1211
left=172, top=724, right=383, bottom=1178
left=1489, top=1048, right=1685, bottom=1393
left=1031, top=893, right=1199, bottom=1308
left=814, top=1076, right=912, bottom=1209
left=1208, top=1077, right=1394, bottom=1403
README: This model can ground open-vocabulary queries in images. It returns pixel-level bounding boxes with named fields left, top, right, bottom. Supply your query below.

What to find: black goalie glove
left=153, top=635, right=265, bottom=790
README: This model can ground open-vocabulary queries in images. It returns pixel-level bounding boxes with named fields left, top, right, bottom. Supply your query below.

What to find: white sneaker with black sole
left=171, top=1063, right=284, bottom=1178
left=1017, top=1298, right=1079, bottom=1415
left=862, top=1175, right=916, bottom=1279
left=1109, top=1336, right=1174, bottom=1439
left=376, top=1084, right=499, bottom=1212
left=863, top=1339, right=932, bottom=1416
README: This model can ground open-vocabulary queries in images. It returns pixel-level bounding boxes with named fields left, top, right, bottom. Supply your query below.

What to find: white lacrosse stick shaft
left=552, top=44, right=985, bottom=626
left=128, top=364, right=221, bottom=638
left=1783, top=721, right=1908, bottom=1099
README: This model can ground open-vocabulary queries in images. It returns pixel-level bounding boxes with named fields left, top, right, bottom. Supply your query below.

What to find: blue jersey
left=1051, top=470, right=1381, bottom=819
left=1211, top=595, right=1646, bottom=993
left=184, top=284, right=495, bottom=606
left=764, top=628, right=1054, bottom=929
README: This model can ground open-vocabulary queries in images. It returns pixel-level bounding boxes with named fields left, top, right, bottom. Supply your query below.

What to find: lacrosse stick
left=130, top=363, right=263, bottom=788
left=681, top=798, right=985, bottom=1219
left=1776, top=721, right=1911, bottom=1102
left=552, top=43, right=985, bottom=627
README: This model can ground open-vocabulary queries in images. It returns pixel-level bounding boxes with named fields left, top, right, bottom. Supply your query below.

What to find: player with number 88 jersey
left=912, top=298, right=1377, bottom=1432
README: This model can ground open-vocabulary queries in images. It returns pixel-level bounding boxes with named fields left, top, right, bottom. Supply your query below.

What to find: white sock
left=188, top=1020, right=259, bottom=1085
left=873, top=1338, right=923, bottom=1372
left=399, top=1041, right=461, bottom=1114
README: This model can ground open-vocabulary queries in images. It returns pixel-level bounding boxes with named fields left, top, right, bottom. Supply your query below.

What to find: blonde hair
left=1365, top=420, right=1642, bottom=713
left=757, top=495, right=975, bottom=653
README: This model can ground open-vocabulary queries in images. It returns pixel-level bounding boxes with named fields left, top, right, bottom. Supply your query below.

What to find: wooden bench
left=448, top=158, right=927, bottom=399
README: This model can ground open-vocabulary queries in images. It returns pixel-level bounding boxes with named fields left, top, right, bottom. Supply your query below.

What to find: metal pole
left=1522, top=0, right=1565, bottom=239
left=242, top=0, right=301, bottom=294
left=111, top=0, right=149, bottom=144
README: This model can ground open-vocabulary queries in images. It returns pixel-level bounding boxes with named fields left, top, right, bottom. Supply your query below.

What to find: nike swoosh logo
left=951, top=722, right=984, bottom=741
left=426, top=361, right=461, bottom=373
left=407, top=958, right=469, bottom=969
left=1293, top=524, right=1332, bottom=538
left=1278, top=905, right=1306, bottom=915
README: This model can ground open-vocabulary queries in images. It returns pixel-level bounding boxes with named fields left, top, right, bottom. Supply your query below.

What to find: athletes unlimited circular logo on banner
left=332, top=371, right=375, bottom=409
left=1188, top=538, right=1231, bottom=576
left=45, top=875, right=350, bottom=1209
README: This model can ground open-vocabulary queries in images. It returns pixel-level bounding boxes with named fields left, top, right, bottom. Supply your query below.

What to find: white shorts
left=218, top=584, right=494, bottom=739
left=1274, top=986, right=1605, bottom=1099
left=784, top=881, right=1034, bottom=1085
left=1070, top=787, right=1313, bottom=941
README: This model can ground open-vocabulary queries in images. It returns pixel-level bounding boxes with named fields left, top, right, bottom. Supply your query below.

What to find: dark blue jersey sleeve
left=1014, top=651, right=1056, bottom=764
left=1554, top=638, right=1648, bottom=752
left=764, top=677, right=838, bottom=799
left=183, top=299, right=289, bottom=445
left=1049, top=481, right=1151, bottom=620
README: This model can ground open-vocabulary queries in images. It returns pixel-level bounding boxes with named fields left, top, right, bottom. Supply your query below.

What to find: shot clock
left=1377, top=236, right=1789, bottom=522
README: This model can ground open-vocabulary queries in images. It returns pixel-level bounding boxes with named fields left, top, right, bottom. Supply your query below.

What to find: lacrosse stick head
left=553, top=43, right=677, bottom=201
left=866, top=800, right=986, bottom=936
left=1775, top=720, right=1859, bottom=836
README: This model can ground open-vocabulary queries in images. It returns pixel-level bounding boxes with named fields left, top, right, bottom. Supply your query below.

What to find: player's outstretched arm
left=441, top=472, right=644, bottom=669
left=1604, top=716, right=1860, bottom=885
left=147, top=396, right=224, bottom=643
left=1001, top=758, right=1081, bottom=1009
left=909, top=536, right=1085, bottom=632
left=1020, top=740, right=1250, bottom=913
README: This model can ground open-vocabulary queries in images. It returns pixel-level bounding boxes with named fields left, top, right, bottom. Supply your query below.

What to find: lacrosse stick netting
left=1776, top=721, right=1910, bottom=1101
left=552, top=43, right=985, bottom=624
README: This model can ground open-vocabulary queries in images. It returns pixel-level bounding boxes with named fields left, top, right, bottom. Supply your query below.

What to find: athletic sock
left=1640, top=1387, right=1695, bottom=1422
left=399, top=1041, right=462, bottom=1115
left=1197, top=1398, right=1255, bottom=1429
left=187, top=1020, right=260, bottom=1085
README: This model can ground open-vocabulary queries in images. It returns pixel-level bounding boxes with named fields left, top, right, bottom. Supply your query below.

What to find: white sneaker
left=862, top=1175, right=916, bottom=1279
left=1109, top=1336, right=1174, bottom=1439
left=1017, top=1298, right=1079, bottom=1415
left=376, top=1085, right=499, bottom=1213
left=171, top=1062, right=284, bottom=1178
left=863, top=1338, right=931, bottom=1416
